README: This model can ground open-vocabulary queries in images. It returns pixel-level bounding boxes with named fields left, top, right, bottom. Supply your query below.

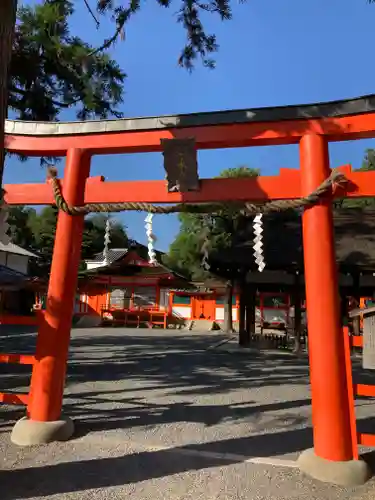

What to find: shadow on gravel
left=2, top=329, right=375, bottom=434
left=0, top=329, right=311, bottom=419
left=0, top=426, right=314, bottom=499
left=65, top=332, right=312, bottom=392
left=66, top=394, right=311, bottom=436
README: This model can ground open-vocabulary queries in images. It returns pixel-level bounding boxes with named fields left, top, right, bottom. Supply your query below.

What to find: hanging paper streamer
left=145, top=213, right=157, bottom=264
left=253, top=213, right=265, bottom=272
left=103, top=217, right=111, bottom=266
left=201, top=228, right=211, bottom=271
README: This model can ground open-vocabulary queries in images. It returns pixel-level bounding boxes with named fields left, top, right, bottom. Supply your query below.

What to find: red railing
left=0, top=352, right=35, bottom=406
left=101, top=307, right=168, bottom=328
left=346, top=331, right=375, bottom=451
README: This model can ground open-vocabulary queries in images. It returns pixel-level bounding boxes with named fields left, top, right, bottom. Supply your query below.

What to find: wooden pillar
left=245, top=287, right=256, bottom=336
left=238, top=284, right=247, bottom=345
left=351, top=273, right=361, bottom=336
left=27, top=149, right=91, bottom=422
left=292, top=276, right=302, bottom=352
left=300, top=134, right=354, bottom=462
left=340, top=292, right=348, bottom=328
left=223, top=280, right=234, bottom=333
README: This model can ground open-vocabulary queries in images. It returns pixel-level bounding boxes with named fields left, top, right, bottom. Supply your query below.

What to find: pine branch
left=83, top=0, right=100, bottom=27
left=11, top=85, right=82, bottom=109
left=89, top=0, right=233, bottom=69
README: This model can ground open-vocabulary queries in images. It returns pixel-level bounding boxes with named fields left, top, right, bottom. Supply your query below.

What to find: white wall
left=172, top=306, right=191, bottom=319
left=86, top=261, right=106, bottom=270
left=215, top=307, right=238, bottom=321
left=0, top=252, right=29, bottom=274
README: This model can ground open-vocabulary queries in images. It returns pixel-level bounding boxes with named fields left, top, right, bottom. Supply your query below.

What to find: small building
left=0, top=241, right=37, bottom=275
left=76, top=243, right=291, bottom=328
left=206, top=207, right=375, bottom=336
left=76, top=243, right=193, bottom=326
left=0, top=242, right=40, bottom=323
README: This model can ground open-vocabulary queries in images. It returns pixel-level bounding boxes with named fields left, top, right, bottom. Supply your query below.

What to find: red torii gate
left=4, top=95, right=375, bottom=485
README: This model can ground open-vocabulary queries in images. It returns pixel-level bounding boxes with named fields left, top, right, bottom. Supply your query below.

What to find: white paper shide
left=144, top=213, right=157, bottom=264
left=253, top=213, right=265, bottom=272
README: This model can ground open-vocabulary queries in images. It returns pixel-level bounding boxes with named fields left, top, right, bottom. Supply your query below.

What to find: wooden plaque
left=363, top=310, right=375, bottom=370
left=161, top=138, right=199, bottom=192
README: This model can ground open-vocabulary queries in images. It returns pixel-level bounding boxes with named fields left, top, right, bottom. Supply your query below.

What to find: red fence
left=345, top=331, right=375, bottom=452
left=0, top=353, right=35, bottom=406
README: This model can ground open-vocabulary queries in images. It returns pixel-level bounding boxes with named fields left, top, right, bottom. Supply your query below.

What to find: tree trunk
left=245, top=287, right=256, bottom=341
left=292, top=290, right=302, bottom=353
left=223, top=280, right=234, bottom=334
left=0, top=1, right=17, bottom=186
left=238, top=283, right=247, bottom=346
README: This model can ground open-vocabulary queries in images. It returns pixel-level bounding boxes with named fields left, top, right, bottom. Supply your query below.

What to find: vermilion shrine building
left=4, top=94, right=375, bottom=485
left=71, top=241, right=291, bottom=328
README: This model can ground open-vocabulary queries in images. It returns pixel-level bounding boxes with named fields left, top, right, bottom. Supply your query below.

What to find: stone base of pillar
left=298, top=448, right=372, bottom=486
left=10, top=415, right=74, bottom=446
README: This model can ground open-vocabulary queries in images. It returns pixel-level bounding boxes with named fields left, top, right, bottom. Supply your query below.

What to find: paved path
left=0, top=328, right=375, bottom=499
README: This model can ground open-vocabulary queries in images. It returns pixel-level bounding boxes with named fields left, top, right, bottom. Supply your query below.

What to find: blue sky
left=6, top=0, right=375, bottom=251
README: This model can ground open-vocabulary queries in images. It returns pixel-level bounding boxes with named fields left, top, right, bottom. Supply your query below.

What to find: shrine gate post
left=297, top=134, right=371, bottom=485
left=11, top=148, right=90, bottom=446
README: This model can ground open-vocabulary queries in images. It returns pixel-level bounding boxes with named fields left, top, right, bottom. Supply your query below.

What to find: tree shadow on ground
left=0, top=330, right=312, bottom=394
left=65, top=332, right=312, bottom=392
left=0, top=426, right=314, bottom=500
left=0, top=330, right=312, bottom=432
left=64, top=391, right=311, bottom=436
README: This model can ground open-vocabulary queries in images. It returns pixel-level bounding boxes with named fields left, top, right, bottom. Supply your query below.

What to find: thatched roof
left=208, top=208, right=375, bottom=274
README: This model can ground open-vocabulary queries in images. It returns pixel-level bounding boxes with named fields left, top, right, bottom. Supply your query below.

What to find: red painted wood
left=350, top=336, right=363, bottom=347
left=300, top=135, right=354, bottom=461
left=0, top=354, right=35, bottom=365
left=6, top=112, right=375, bottom=156
left=0, top=392, right=29, bottom=405
left=358, top=433, right=375, bottom=447
left=354, top=384, right=375, bottom=397
left=27, top=149, right=91, bottom=422
left=0, top=315, right=38, bottom=326
left=4, top=166, right=375, bottom=206
left=342, top=327, right=359, bottom=459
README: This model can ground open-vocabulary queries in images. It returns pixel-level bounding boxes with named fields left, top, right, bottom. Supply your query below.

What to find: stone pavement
left=0, top=327, right=375, bottom=499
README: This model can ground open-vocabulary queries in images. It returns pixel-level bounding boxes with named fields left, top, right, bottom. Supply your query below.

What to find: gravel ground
left=0, top=327, right=375, bottom=500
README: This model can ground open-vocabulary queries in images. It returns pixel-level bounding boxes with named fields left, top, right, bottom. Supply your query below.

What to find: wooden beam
left=0, top=354, right=35, bottom=365
left=5, top=111, right=375, bottom=156
left=4, top=165, right=374, bottom=206
left=0, top=392, right=29, bottom=405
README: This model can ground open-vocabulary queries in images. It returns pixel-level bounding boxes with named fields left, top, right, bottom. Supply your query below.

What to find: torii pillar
left=297, top=134, right=371, bottom=485
left=11, top=148, right=90, bottom=446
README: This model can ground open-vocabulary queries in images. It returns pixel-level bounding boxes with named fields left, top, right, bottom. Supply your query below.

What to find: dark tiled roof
left=88, top=249, right=128, bottom=265
left=86, top=240, right=165, bottom=266
left=209, top=208, right=375, bottom=273
left=0, top=264, right=28, bottom=285
left=0, top=242, right=38, bottom=258
left=82, top=241, right=190, bottom=284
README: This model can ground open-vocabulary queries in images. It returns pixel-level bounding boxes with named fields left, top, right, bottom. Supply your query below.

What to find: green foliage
left=335, top=149, right=375, bottom=209
left=7, top=207, right=128, bottom=276
left=95, top=0, right=234, bottom=70
left=219, top=166, right=259, bottom=178
left=10, top=1, right=125, bottom=125
left=9, top=0, right=241, bottom=125
left=7, top=206, right=35, bottom=248
left=165, top=166, right=259, bottom=280
left=81, top=214, right=128, bottom=258
left=8, top=0, right=239, bottom=133
left=360, top=149, right=375, bottom=171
